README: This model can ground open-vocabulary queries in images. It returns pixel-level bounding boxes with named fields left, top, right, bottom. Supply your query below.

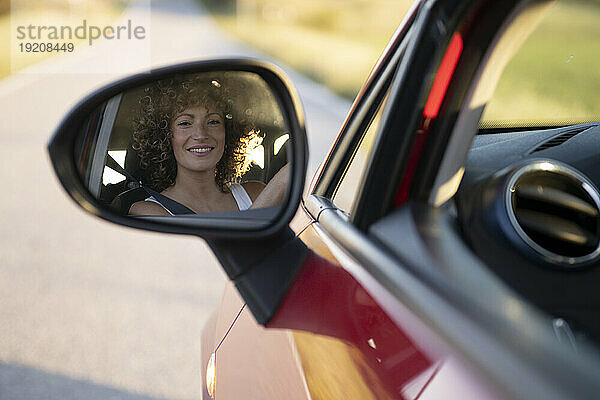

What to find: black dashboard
left=457, top=122, right=600, bottom=344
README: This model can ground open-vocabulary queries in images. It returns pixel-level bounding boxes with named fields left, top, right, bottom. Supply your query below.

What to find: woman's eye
left=176, top=120, right=192, bottom=127
left=208, top=119, right=221, bottom=126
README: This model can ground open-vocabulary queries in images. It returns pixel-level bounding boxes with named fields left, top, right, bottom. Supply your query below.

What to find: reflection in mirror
left=73, top=71, right=290, bottom=219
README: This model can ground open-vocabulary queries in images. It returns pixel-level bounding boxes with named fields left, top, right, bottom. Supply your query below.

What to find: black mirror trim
left=48, top=58, right=308, bottom=239
left=208, top=227, right=309, bottom=324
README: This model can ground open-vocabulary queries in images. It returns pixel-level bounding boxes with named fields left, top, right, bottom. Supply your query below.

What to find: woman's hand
left=250, top=164, right=290, bottom=209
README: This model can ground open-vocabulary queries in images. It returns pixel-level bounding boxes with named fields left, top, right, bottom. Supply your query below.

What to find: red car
left=49, top=0, right=600, bottom=399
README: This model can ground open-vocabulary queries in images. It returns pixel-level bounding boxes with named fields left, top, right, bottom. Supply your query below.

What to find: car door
left=273, top=0, right=600, bottom=399
left=283, top=1, right=509, bottom=396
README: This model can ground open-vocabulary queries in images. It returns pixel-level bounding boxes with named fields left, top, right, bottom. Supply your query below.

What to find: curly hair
left=131, top=73, right=262, bottom=192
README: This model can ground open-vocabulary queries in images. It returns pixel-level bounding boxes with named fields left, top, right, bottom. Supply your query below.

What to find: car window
left=480, top=0, right=600, bottom=129
left=332, top=94, right=389, bottom=215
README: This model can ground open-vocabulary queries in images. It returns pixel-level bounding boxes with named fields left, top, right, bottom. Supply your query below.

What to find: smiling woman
left=68, top=67, right=293, bottom=219
left=128, top=73, right=266, bottom=215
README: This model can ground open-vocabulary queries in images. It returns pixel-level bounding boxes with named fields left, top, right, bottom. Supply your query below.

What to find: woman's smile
left=187, top=145, right=216, bottom=156
left=171, top=106, right=226, bottom=171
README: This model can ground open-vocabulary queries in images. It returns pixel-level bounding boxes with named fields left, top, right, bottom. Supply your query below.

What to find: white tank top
left=143, top=183, right=252, bottom=215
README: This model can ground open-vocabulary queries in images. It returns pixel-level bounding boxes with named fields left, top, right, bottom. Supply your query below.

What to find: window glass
left=333, top=95, right=389, bottom=214
left=480, top=0, right=600, bottom=129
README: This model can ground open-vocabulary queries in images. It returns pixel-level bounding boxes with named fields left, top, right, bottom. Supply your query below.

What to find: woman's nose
left=190, top=125, right=207, bottom=139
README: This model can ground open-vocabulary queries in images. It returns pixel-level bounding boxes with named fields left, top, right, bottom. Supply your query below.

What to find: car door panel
left=215, top=303, right=310, bottom=400
left=211, top=219, right=470, bottom=400
left=213, top=221, right=431, bottom=400
left=276, top=219, right=506, bottom=400
left=211, top=223, right=406, bottom=400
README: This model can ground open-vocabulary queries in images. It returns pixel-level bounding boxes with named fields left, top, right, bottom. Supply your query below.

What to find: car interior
left=457, top=122, right=600, bottom=345
left=452, top=0, right=600, bottom=348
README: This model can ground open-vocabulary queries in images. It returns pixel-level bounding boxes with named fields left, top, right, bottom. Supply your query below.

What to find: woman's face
left=170, top=105, right=226, bottom=174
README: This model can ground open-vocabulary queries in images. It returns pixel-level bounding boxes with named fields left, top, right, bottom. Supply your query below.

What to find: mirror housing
left=48, top=59, right=308, bottom=239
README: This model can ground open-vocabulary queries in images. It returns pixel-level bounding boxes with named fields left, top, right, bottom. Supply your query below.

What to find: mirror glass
left=73, top=71, right=291, bottom=223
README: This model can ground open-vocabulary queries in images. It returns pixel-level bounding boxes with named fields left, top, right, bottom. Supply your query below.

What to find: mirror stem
left=207, top=227, right=309, bottom=324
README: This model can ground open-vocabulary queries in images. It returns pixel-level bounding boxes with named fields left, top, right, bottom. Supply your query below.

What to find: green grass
left=482, top=0, right=600, bottom=125
left=202, top=0, right=600, bottom=126
left=206, top=0, right=412, bottom=100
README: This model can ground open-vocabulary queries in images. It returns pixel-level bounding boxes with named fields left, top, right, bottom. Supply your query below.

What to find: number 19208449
left=19, top=42, right=74, bottom=53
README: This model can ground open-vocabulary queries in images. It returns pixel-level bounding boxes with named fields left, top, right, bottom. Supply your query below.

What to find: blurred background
left=197, top=0, right=600, bottom=126
left=1, top=0, right=407, bottom=93
left=203, top=0, right=411, bottom=99
left=1, top=0, right=599, bottom=399
left=0, top=0, right=398, bottom=399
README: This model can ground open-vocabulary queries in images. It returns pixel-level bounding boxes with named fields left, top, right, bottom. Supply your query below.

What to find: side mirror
left=48, top=59, right=307, bottom=239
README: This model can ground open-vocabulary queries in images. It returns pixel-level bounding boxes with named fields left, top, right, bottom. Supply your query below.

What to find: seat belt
left=105, top=154, right=195, bottom=215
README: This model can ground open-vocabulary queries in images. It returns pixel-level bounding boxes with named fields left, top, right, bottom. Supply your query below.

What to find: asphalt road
left=0, top=1, right=350, bottom=399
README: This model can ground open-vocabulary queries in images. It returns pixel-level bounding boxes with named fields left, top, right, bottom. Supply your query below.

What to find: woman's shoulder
left=241, top=181, right=266, bottom=202
left=129, top=199, right=172, bottom=216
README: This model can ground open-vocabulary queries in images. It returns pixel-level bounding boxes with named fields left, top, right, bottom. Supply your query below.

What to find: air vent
left=529, top=127, right=591, bottom=154
left=506, top=161, right=600, bottom=266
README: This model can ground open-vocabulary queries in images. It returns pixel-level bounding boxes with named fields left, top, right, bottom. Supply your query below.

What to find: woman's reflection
left=129, top=74, right=287, bottom=216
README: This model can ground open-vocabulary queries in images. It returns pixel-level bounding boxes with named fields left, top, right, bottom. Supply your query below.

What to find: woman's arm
left=129, top=200, right=172, bottom=216
left=249, top=164, right=289, bottom=209
left=242, top=181, right=266, bottom=202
